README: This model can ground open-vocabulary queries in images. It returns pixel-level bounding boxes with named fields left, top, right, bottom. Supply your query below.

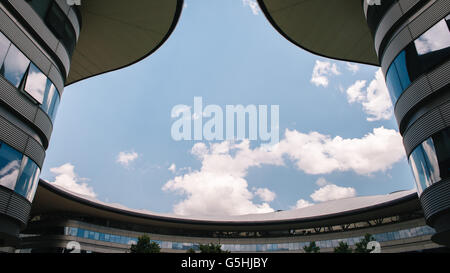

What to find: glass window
left=0, top=142, right=22, bottom=190
left=26, top=0, right=52, bottom=19
left=415, top=19, right=450, bottom=55
left=385, top=64, right=403, bottom=104
left=14, top=156, right=40, bottom=201
left=49, top=90, right=60, bottom=121
left=393, top=51, right=411, bottom=90
left=24, top=63, right=46, bottom=104
left=409, top=127, right=450, bottom=194
left=1, top=44, right=30, bottom=88
left=0, top=31, right=11, bottom=67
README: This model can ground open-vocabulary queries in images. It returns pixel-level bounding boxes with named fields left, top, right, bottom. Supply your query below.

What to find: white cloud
left=255, top=188, right=276, bottom=202
left=162, top=140, right=282, bottom=216
left=346, top=69, right=393, bottom=121
left=275, top=127, right=405, bottom=175
left=311, top=60, right=341, bottom=87
left=242, top=0, right=260, bottom=15
left=346, top=62, right=360, bottom=74
left=168, top=163, right=176, bottom=173
left=293, top=199, right=314, bottom=209
left=310, top=184, right=356, bottom=202
left=315, top=177, right=330, bottom=187
left=49, top=163, right=96, bottom=198
left=163, top=127, right=405, bottom=216
left=116, top=151, right=139, bottom=167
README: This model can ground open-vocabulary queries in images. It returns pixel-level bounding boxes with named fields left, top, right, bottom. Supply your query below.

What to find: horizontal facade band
left=0, top=76, right=53, bottom=148
left=395, top=59, right=450, bottom=132
left=0, top=108, right=46, bottom=168
left=381, top=0, right=449, bottom=76
left=403, top=99, right=450, bottom=156
left=374, top=0, right=423, bottom=57
left=420, top=178, right=450, bottom=223
left=0, top=186, right=32, bottom=227
left=0, top=5, right=64, bottom=96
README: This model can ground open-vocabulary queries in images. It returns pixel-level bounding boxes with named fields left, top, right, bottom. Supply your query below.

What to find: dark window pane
left=45, top=2, right=65, bottom=40
left=26, top=0, right=52, bottom=19
left=0, top=31, right=11, bottom=67
left=62, top=22, right=76, bottom=56
left=15, top=156, right=40, bottom=201
left=432, top=127, right=450, bottom=180
left=385, top=63, right=402, bottom=104
left=41, top=80, right=56, bottom=115
left=366, top=0, right=397, bottom=36
left=2, top=44, right=30, bottom=88
left=393, top=51, right=411, bottom=91
left=24, top=63, right=46, bottom=104
left=0, top=142, right=22, bottom=190
left=50, top=90, right=60, bottom=121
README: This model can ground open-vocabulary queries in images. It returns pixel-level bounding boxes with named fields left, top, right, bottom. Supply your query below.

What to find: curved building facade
left=258, top=0, right=450, bottom=246
left=13, top=180, right=446, bottom=253
left=0, top=0, right=183, bottom=246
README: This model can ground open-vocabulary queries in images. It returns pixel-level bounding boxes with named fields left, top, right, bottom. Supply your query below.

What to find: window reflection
left=0, top=31, right=11, bottom=66
left=385, top=15, right=450, bottom=105
left=2, top=44, right=30, bottom=88
left=0, top=142, right=22, bottom=190
left=409, top=127, right=450, bottom=195
left=415, top=19, right=450, bottom=55
left=15, top=156, right=41, bottom=202
left=24, top=63, right=46, bottom=104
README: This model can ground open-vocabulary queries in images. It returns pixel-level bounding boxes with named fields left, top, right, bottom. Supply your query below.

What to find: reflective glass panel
left=0, top=31, right=11, bottom=67
left=24, top=63, right=46, bottom=104
left=0, top=142, right=22, bottom=190
left=385, top=64, right=403, bottom=104
left=2, top=44, right=30, bottom=88
left=393, top=51, right=411, bottom=90
left=415, top=19, right=450, bottom=55
left=15, top=156, right=40, bottom=201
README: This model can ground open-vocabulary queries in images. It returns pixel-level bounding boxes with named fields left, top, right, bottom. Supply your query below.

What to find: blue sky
left=40, top=0, right=416, bottom=216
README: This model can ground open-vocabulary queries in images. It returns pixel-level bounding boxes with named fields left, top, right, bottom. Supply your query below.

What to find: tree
left=354, top=234, right=376, bottom=253
left=186, top=248, right=196, bottom=253
left=303, top=241, right=320, bottom=253
left=198, top=243, right=230, bottom=253
left=130, top=234, right=161, bottom=253
left=334, top=241, right=352, bottom=253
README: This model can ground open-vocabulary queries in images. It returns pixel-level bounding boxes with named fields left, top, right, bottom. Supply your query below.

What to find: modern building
left=257, top=0, right=450, bottom=246
left=0, top=0, right=183, bottom=246
left=12, top=179, right=446, bottom=253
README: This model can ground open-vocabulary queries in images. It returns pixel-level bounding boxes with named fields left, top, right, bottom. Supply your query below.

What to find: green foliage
left=303, top=241, right=320, bottom=253
left=333, top=241, right=352, bottom=253
left=198, top=243, right=230, bottom=253
left=186, top=248, right=196, bottom=253
left=130, top=234, right=161, bottom=253
left=354, top=234, right=376, bottom=253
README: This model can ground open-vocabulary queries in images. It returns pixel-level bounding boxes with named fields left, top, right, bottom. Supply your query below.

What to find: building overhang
left=30, top=180, right=420, bottom=232
left=66, top=0, right=183, bottom=85
left=257, top=0, right=379, bottom=66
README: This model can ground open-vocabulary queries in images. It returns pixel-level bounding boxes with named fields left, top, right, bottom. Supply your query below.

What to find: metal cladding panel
left=0, top=77, right=37, bottom=122
left=428, top=60, right=450, bottom=91
left=407, top=0, right=450, bottom=38
left=55, top=42, right=71, bottom=77
left=48, top=65, right=64, bottom=96
left=381, top=0, right=450, bottom=75
left=0, top=5, right=64, bottom=92
left=0, top=113, right=28, bottom=152
left=0, top=186, right=31, bottom=226
left=67, top=7, right=80, bottom=40
left=6, top=0, right=59, bottom=52
left=34, top=109, right=53, bottom=145
left=420, top=178, right=450, bottom=223
left=24, top=137, right=45, bottom=168
left=394, top=76, right=431, bottom=129
left=403, top=101, right=450, bottom=156
left=375, top=2, right=403, bottom=55
left=381, top=26, right=412, bottom=75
